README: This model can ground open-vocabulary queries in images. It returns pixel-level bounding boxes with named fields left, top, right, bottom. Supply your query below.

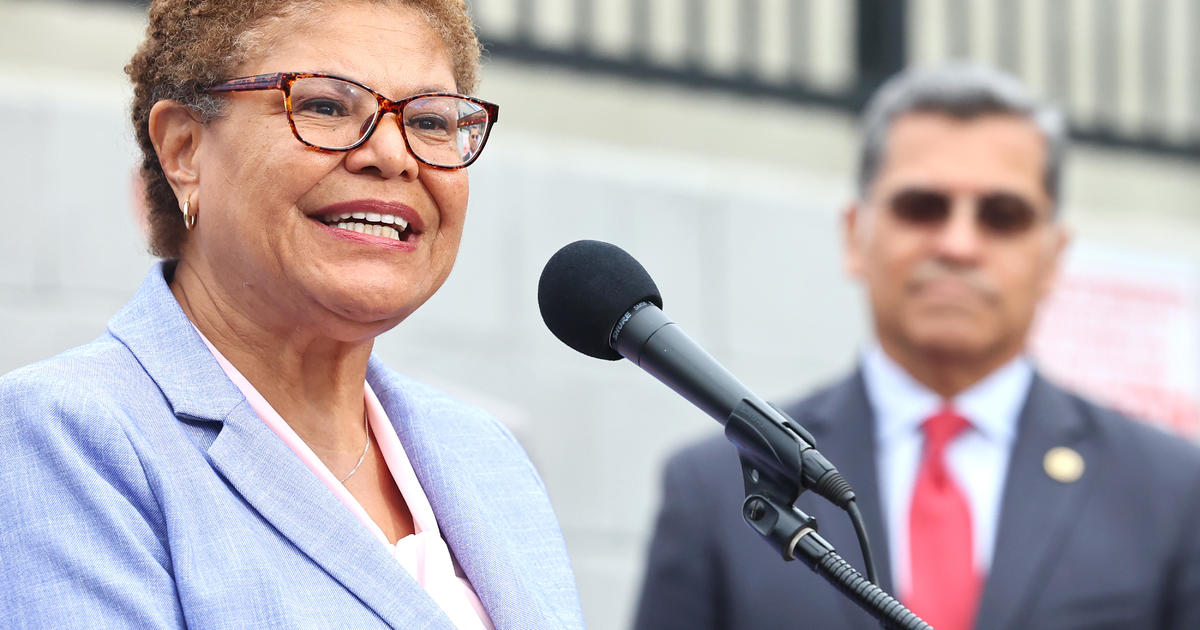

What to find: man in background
left=633, top=64, right=1200, bottom=630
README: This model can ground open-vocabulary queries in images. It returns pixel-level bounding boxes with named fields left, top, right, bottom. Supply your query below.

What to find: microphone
left=535, top=241, right=941, bottom=630
left=537, top=240, right=853, bottom=509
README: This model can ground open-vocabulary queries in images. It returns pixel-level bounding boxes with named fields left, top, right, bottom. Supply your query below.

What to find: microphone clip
left=739, top=455, right=818, bottom=562
left=725, top=398, right=856, bottom=511
left=727, top=397, right=829, bottom=560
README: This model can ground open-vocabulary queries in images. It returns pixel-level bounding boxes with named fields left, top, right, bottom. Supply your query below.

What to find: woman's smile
left=307, top=199, right=424, bottom=250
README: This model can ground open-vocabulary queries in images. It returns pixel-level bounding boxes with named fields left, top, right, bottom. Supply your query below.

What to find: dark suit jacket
left=633, top=371, right=1200, bottom=630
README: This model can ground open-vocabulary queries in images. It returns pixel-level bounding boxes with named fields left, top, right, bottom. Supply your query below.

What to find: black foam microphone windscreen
left=537, top=240, right=663, bottom=360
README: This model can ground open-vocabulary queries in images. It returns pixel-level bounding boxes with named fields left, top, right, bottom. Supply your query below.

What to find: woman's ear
left=148, top=100, right=205, bottom=200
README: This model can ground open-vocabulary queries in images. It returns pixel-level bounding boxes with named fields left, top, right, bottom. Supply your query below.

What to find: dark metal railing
left=476, top=0, right=874, bottom=109
left=100, top=0, right=1200, bottom=160
left=472, top=0, right=1200, bottom=160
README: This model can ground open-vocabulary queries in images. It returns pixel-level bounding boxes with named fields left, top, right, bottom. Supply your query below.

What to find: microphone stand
left=726, top=399, right=932, bottom=630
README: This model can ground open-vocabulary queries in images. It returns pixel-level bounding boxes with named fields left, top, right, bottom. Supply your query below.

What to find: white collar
left=863, top=344, right=1032, bottom=446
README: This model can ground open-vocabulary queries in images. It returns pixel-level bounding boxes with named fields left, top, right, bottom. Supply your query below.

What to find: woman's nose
left=343, top=112, right=421, bottom=181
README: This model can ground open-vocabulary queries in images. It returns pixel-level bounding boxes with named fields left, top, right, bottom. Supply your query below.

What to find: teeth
left=322, top=214, right=406, bottom=242
left=319, top=211, right=408, bottom=232
left=347, top=222, right=401, bottom=240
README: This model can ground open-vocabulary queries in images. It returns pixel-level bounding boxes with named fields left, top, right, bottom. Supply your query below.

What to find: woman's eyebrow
left=408, top=84, right=457, bottom=95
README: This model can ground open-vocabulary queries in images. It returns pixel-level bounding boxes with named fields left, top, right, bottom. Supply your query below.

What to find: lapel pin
left=1043, top=446, right=1085, bottom=483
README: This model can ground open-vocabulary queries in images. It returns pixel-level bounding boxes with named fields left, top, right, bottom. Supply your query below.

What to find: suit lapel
left=370, top=361, right=558, bottom=630
left=790, top=368, right=1100, bottom=630
left=109, top=264, right=454, bottom=628
left=794, top=371, right=896, bottom=629
left=206, top=405, right=450, bottom=628
left=973, top=375, right=1098, bottom=630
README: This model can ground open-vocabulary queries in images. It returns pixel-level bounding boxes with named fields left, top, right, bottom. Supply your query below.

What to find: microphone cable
left=846, top=499, right=879, bottom=585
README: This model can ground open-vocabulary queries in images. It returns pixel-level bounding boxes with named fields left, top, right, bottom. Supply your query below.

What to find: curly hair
left=125, top=0, right=481, bottom=258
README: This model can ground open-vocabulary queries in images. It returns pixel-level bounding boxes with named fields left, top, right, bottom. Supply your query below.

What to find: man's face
left=845, top=112, right=1069, bottom=367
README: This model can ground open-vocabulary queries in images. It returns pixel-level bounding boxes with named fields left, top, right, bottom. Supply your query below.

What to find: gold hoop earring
left=182, top=198, right=196, bottom=230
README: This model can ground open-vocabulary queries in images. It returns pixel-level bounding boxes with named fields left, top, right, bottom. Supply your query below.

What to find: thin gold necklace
left=339, top=412, right=371, bottom=484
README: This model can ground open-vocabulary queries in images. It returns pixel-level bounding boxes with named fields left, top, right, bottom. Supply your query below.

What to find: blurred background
left=1, top=1, right=1198, bottom=628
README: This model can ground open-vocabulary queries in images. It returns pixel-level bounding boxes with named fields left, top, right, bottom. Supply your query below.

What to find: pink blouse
left=197, top=333, right=494, bottom=630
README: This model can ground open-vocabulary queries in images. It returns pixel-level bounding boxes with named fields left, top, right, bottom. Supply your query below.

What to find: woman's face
left=184, top=1, right=468, bottom=341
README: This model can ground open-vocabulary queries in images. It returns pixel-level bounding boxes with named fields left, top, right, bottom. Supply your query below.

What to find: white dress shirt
left=861, top=345, right=1033, bottom=596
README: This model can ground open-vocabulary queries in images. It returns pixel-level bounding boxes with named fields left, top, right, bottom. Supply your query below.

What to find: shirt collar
left=863, top=344, right=1032, bottom=446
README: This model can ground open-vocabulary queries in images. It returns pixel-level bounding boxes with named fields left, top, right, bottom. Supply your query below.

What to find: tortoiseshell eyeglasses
left=204, top=72, right=500, bottom=170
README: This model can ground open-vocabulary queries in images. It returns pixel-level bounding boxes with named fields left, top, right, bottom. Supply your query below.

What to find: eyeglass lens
left=287, top=76, right=490, bottom=166
left=887, top=188, right=1039, bottom=235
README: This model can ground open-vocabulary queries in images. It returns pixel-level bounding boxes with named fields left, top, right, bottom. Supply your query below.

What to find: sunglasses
left=886, top=188, right=1043, bottom=236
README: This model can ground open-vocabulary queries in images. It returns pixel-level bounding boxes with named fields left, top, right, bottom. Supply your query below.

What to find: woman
left=0, top=1, right=585, bottom=628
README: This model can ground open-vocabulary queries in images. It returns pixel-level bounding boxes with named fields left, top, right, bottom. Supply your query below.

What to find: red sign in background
left=1030, top=243, right=1200, bottom=440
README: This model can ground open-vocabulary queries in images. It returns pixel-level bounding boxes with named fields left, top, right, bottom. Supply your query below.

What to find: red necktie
left=906, top=406, right=981, bottom=630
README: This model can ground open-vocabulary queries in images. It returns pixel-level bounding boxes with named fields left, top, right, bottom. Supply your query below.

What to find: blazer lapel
left=205, top=405, right=452, bottom=628
left=109, top=264, right=454, bottom=628
left=973, top=375, right=1099, bottom=630
left=794, top=371, right=896, bottom=629
left=370, top=360, right=560, bottom=630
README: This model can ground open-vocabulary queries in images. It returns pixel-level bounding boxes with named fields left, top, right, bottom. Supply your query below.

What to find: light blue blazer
left=0, top=263, right=586, bottom=629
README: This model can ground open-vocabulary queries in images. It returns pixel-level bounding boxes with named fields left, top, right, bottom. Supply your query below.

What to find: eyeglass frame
left=204, top=71, right=500, bottom=170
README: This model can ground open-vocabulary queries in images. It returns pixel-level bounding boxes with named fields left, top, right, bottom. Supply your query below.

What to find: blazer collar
left=106, top=261, right=247, bottom=424
left=369, top=358, right=564, bottom=630
left=106, top=263, right=459, bottom=628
